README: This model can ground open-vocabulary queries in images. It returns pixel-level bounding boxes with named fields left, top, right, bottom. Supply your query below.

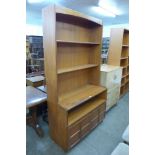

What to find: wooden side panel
left=108, top=28, right=124, bottom=66
left=42, top=5, right=62, bottom=146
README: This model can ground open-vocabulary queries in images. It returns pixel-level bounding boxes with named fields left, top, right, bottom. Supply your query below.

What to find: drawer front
left=81, top=123, right=91, bottom=138
left=69, top=131, right=80, bottom=148
left=68, top=105, right=105, bottom=149
left=68, top=121, right=80, bottom=137
left=89, top=109, right=99, bottom=120
left=80, top=114, right=91, bottom=127
left=90, top=116, right=99, bottom=129
left=98, top=103, right=106, bottom=114
left=99, top=111, right=105, bottom=122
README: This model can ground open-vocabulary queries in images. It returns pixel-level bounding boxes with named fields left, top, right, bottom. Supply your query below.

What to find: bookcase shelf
left=57, top=64, right=98, bottom=74
left=108, top=28, right=129, bottom=97
left=43, top=4, right=106, bottom=151
left=59, top=84, right=106, bottom=110
left=68, top=97, right=106, bottom=126
left=56, top=40, right=100, bottom=45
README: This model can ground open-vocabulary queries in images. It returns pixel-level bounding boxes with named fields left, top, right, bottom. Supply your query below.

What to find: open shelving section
left=43, top=5, right=107, bottom=151
left=107, top=28, right=129, bottom=97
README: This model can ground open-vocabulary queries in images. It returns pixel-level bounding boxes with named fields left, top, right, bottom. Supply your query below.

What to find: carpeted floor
left=26, top=93, right=129, bottom=155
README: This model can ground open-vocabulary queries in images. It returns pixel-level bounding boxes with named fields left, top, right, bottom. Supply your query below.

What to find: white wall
left=26, top=24, right=43, bottom=36
left=103, top=23, right=129, bottom=37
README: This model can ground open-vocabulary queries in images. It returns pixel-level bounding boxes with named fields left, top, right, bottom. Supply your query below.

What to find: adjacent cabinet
left=108, top=28, right=129, bottom=97
left=43, top=5, right=107, bottom=151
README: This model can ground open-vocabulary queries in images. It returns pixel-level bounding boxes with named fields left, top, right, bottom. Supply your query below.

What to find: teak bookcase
left=42, top=5, right=107, bottom=151
left=107, top=28, right=129, bottom=97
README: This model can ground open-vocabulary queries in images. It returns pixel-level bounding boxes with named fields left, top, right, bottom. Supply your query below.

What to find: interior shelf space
left=123, top=30, right=129, bottom=45
left=68, top=96, right=105, bottom=126
left=121, top=46, right=129, bottom=58
left=58, top=84, right=106, bottom=111
left=121, top=77, right=126, bottom=86
left=56, top=13, right=102, bottom=43
left=122, top=67, right=127, bottom=76
left=57, top=64, right=98, bottom=74
left=120, top=59, right=128, bottom=67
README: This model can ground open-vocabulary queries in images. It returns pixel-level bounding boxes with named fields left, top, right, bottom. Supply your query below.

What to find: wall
left=26, top=24, right=43, bottom=36
left=103, top=23, right=129, bottom=37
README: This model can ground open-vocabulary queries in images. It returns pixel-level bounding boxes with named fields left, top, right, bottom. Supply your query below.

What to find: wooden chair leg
left=26, top=107, right=44, bottom=137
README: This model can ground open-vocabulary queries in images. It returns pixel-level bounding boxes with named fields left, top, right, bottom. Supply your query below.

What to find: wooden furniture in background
left=26, top=86, right=47, bottom=137
left=26, top=75, right=45, bottom=87
left=107, top=28, right=129, bottom=97
left=100, top=64, right=122, bottom=111
left=42, top=4, right=107, bottom=151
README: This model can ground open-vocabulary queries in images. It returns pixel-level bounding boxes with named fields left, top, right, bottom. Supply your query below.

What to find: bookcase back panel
left=123, top=31, right=129, bottom=45
left=58, top=69, right=90, bottom=96
left=58, top=67, right=99, bottom=96
left=56, top=17, right=101, bottom=42
left=57, top=44, right=100, bottom=69
left=121, top=47, right=129, bottom=57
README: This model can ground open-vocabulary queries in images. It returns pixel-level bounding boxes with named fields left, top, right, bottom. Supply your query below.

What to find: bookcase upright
left=43, top=4, right=107, bottom=151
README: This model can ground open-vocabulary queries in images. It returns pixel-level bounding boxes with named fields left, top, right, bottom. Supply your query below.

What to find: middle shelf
left=57, top=64, right=98, bottom=74
left=58, top=84, right=106, bottom=111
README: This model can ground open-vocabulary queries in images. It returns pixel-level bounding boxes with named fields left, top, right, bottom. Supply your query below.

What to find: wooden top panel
left=58, top=84, right=106, bottom=111
left=55, top=5, right=102, bottom=26
left=100, top=64, right=122, bottom=72
left=68, top=98, right=105, bottom=126
left=26, top=86, right=47, bottom=108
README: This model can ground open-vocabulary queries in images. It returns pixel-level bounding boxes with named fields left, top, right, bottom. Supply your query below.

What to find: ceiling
left=26, top=0, right=129, bottom=26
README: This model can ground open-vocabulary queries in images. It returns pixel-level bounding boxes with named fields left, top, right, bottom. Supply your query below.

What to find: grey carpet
left=26, top=93, right=129, bottom=155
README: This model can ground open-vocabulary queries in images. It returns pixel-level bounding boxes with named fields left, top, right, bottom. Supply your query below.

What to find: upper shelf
left=58, top=84, right=106, bottom=111
left=58, top=64, right=98, bottom=74
left=56, top=40, right=100, bottom=45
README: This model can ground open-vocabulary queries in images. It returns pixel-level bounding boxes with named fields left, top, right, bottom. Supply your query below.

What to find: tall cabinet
left=43, top=5, right=107, bottom=151
left=108, top=28, right=129, bottom=97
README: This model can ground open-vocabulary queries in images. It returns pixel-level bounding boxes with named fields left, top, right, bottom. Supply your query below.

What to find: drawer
left=68, top=121, right=80, bottom=137
left=89, top=109, right=99, bottom=120
left=68, top=130, right=80, bottom=148
left=99, top=112, right=105, bottom=122
left=81, top=123, right=91, bottom=138
left=98, top=104, right=106, bottom=113
left=90, top=116, right=99, bottom=129
left=80, top=114, right=91, bottom=127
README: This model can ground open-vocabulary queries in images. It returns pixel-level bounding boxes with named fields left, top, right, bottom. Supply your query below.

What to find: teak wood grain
left=108, top=28, right=129, bottom=97
left=43, top=4, right=106, bottom=151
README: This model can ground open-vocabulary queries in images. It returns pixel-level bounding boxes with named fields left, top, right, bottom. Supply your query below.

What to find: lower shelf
left=68, top=97, right=106, bottom=126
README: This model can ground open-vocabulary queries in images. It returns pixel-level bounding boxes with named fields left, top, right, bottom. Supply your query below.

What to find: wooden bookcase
left=107, top=28, right=129, bottom=97
left=42, top=5, right=107, bottom=151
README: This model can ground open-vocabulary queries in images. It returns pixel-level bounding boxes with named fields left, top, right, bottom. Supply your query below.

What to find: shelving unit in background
left=101, top=37, right=110, bottom=64
left=107, top=28, right=129, bottom=97
left=43, top=4, right=107, bottom=151
left=26, top=36, right=44, bottom=74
